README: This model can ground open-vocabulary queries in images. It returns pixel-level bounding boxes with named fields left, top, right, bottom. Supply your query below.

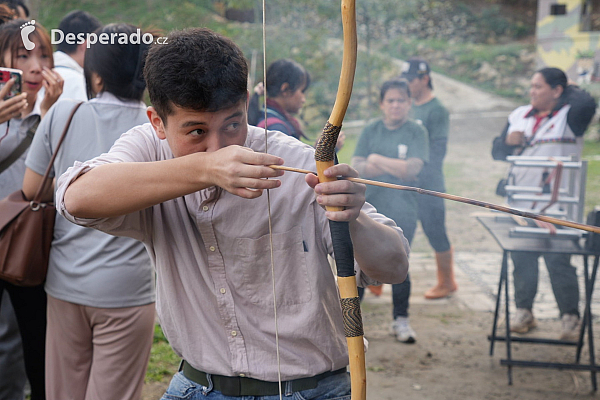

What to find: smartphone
left=0, top=67, right=22, bottom=100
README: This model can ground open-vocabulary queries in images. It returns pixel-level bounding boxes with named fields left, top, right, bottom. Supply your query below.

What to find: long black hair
left=84, top=23, right=149, bottom=101
left=536, top=67, right=567, bottom=92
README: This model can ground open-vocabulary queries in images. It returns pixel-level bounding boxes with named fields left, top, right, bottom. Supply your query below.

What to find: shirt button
left=239, top=373, right=246, bottom=377
left=202, top=206, right=209, bottom=211
left=220, top=288, right=226, bottom=294
left=209, top=246, right=216, bottom=252
left=231, top=331, right=237, bottom=337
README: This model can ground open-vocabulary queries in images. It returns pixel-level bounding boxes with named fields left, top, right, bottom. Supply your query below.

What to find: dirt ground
left=142, top=76, right=600, bottom=399
left=361, top=283, right=600, bottom=400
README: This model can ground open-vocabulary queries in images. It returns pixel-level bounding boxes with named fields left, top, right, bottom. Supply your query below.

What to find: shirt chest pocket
left=232, top=226, right=312, bottom=306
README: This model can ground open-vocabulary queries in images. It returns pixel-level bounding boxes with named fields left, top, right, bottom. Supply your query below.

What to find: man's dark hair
left=56, top=10, right=102, bottom=54
left=265, top=58, right=310, bottom=97
left=144, top=28, right=248, bottom=121
left=380, top=79, right=411, bottom=102
left=84, top=24, right=149, bottom=101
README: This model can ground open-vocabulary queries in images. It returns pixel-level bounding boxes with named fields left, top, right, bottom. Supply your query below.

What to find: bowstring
left=261, top=0, right=283, bottom=398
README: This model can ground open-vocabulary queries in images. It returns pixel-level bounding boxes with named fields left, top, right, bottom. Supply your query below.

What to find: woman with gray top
left=22, top=24, right=155, bottom=400
left=0, top=19, right=63, bottom=400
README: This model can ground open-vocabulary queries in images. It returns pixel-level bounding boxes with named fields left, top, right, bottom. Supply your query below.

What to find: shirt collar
left=524, top=102, right=567, bottom=118
left=53, top=51, right=83, bottom=74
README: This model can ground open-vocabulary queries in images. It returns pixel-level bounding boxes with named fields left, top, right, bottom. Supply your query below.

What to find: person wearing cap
left=400, top=58, right=457, bottom=300
left=352, top=79, right=429, bottom=343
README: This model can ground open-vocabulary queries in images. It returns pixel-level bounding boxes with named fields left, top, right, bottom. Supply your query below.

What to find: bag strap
left=32, top=102, right=84, bottom=203
left=0, top=118, right=40, bottom=174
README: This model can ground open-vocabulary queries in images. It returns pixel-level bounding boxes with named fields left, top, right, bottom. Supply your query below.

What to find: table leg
left=577, top=254, right=590, bottom=364
left=504, top=251, right=513, bottom=385
left=585, top=256, right=599, bottom=391
left=490, top=251, right=507, bottom=356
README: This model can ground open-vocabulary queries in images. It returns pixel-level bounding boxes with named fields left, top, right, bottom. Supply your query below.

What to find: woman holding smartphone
left=22, top=23, right=156, bottom=400
left=0, top=19, right=63, bottom=400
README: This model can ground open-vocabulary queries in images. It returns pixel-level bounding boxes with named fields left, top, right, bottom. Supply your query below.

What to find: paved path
left=363, top=250, right=600, bottom=322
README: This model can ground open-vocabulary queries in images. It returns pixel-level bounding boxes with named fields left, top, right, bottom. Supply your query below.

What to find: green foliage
left=577, top=49, right=596, bottom=59
left=37, top=0, right=536, bottom=132
left=583, top=140, right=600, bottom=213
left=38, top=0, right=216, bottom=35
left=384, top=35, right=534, bottom=103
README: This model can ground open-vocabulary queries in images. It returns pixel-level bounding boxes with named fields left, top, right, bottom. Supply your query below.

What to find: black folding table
left=477, top=215, right=600, bottom=390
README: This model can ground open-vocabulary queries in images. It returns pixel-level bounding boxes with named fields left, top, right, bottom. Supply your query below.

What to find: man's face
left=406, top=75, right=425, bottom=99
left=148, top=99, right=249, bottom=157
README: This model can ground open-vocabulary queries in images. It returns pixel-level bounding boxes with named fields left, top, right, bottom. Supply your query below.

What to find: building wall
left=537, top=0, right=600, bottom=83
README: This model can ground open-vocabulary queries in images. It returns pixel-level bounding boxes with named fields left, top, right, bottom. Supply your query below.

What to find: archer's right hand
left=206, top=145, right=284, bottom=199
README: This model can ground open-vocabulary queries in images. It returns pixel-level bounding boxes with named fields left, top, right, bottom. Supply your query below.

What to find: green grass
left=336, top=131, right=359, bottom=165
left=145, top=324, right=179, bottom=383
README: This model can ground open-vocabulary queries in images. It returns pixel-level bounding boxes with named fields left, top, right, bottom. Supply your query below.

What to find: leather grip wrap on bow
left=314, top=0, right=365, bottom=399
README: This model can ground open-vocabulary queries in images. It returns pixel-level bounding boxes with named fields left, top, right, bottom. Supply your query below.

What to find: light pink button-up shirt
left=56, top=124, right=406, bottom=381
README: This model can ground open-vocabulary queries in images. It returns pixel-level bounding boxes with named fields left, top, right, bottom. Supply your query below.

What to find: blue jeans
left=160, top=371, right=351, bottom=400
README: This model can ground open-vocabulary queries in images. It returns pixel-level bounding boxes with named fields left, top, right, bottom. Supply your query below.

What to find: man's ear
left=77, top=42, right=87, bottom=55
left=280, top=82, right=290, bottom=95
left=147, top=106, right=167, bottom=140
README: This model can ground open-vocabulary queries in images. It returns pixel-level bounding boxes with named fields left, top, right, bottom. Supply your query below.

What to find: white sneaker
left=510, top=308, right=537, bottom=334
left=560, top=314, right=580, bottom=342
left=392, top=316, right=416, bottom=343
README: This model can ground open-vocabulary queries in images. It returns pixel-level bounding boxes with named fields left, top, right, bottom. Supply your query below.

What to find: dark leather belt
left=181, top=360, right=346, bottom=397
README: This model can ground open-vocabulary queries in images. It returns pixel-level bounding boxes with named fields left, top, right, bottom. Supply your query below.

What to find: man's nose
left=204, top=132, right=224, bottom=152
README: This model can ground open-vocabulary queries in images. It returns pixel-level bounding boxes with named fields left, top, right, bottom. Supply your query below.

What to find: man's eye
left=189, top=129, right=205, bottom=136
left=224, top=122, right=240, bottom=132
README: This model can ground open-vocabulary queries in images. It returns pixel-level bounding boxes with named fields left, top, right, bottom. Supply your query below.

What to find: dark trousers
left=0, top=279, right=47, bottom=400
left=0, top=292, right=27, bottom=399
left=358, top=219, right=415, bottom=318
left=511, top=251, right=579, bottom=317
left=417, top=194, right=451, bottom=253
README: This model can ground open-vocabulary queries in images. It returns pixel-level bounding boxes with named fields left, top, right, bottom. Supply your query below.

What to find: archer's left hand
left=306, top=163, right=366, bottom=222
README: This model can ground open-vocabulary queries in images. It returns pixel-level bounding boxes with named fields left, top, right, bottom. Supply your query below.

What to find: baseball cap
left=400, top=58, right=430, bottom=80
